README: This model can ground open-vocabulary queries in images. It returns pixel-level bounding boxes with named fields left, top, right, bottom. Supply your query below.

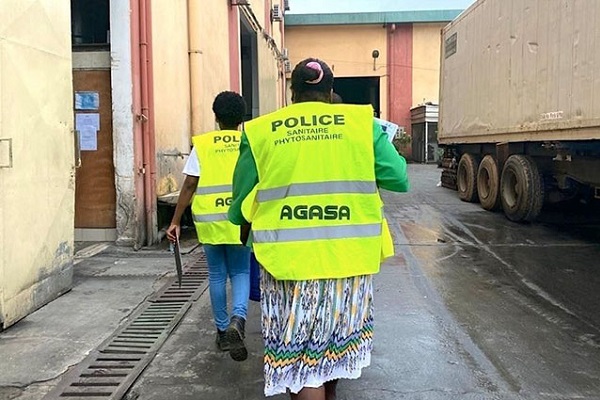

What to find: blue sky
left=287, top=0, right=477, bottom=14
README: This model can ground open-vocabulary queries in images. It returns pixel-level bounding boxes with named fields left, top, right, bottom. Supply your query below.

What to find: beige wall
left=152, top=1, right=285, bottom=197
left=284, top=25, right=389, bottom=117
left=197, top=3, right=232, bottom=132
left=0, top=0, right=74, bottom=328
left=152, top=0, right=191, bottom=196
left=256, top=0, right=286, bottom=114
left=412, top=23, right=445, bottom=107
left=258, top=42, right=281, bottom=114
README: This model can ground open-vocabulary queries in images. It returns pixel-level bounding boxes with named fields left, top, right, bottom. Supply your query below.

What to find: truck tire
left=500, top=155, right=544, bottom=222
left=477, top=155, right=501, bottom=210
left=457, top=153, right=479, bottom=202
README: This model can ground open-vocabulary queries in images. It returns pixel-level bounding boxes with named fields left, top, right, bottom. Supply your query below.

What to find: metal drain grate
left=42, top=253, right=209, bottom=399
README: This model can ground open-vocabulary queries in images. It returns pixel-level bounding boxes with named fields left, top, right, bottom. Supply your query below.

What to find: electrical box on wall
left=271, top=4, right=283, bottom=22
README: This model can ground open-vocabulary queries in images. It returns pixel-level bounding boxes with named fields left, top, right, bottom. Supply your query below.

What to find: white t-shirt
left=183, top=146, right=200, bottom=177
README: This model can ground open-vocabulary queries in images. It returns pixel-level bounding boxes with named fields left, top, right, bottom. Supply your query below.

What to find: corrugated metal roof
left=285, top=10, right=464, bottom=26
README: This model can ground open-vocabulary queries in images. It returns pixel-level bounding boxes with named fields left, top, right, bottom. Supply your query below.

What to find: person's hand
left=166, top=223, right=180, bottom=243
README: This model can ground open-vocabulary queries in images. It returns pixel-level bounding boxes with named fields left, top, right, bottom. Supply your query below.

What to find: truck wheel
left=457, top=153, right=479, bottom=202
left=477, top=155, right=501, bottom=210
left=500, top=155, right=544, bottom=222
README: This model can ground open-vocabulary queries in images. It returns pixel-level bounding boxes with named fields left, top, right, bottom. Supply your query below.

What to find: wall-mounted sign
left=75, top=91, right=100, bottom=110
left=75, top=113, right=100, bottom=151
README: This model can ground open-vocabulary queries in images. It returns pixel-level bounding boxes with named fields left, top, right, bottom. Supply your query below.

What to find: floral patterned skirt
left=261, top=269, right=374, bottom=397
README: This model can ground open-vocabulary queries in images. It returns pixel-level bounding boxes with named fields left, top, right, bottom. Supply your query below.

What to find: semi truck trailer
left=439, top=0, right=600, bottom=221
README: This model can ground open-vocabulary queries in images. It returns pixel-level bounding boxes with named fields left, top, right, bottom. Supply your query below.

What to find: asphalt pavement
left=130, top=165, right=600, bottom=399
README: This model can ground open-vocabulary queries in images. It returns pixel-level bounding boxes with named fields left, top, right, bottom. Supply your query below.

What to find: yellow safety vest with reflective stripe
left=191, top=130, right=241, bottom=245
left=242, top=102, right=391, bottom=280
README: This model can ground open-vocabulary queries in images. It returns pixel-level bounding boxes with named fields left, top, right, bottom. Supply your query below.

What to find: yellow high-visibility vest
left=242, top=102, right=393, bottom=280
left=191, top=130, right=241, bottom=245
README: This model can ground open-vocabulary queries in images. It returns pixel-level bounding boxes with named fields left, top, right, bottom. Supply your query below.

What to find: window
left=71, top=0, right=110, bottom=48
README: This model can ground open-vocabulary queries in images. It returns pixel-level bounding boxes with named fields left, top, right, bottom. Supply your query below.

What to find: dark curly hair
left=290, top=58, right=334, bottom=103
left=212, top=91, right=247, bottom=128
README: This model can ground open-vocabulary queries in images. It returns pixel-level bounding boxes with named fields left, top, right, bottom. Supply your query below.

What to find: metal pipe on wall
left=130, top=0, right=145, bottom=248
left=130, top=0, right=157, bottom=247
left=229, top=4, right=241, bottom=92
left=187, top=0, right=203, bottom=135
left=139, top=0, right=157, bottom=245
left=279, top=2, right=287, bottom=106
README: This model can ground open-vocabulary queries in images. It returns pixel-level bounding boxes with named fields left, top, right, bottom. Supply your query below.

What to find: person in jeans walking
left=167, top=91, right=251, bottom=362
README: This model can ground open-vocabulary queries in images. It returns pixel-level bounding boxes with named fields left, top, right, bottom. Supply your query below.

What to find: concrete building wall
left=0, top=0, right=74, bottom=328
left=150, top=1, right=286, bottom=203
left=285, top=20, right=449, bottom=161
left=195, top=1, right=232, bottom=133
left=255, top=0, right=282, bottom=114
left=151, top=0, right=191, bottom=197
left=257, top=42, right=281, bottom=114
left=110, top=0, right=139, bottom=246
left=285, top=25, right=389, bottom=118
left=412, top=23, right=445, bottom=107
left=255, top=0, right=286, bottom=114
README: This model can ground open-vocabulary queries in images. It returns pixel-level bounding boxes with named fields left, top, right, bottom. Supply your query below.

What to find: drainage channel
left=42, top=252, right=208, bottom=400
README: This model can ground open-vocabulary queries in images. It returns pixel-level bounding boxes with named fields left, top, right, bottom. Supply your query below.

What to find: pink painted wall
left=387, top=24, right=413, bottom=138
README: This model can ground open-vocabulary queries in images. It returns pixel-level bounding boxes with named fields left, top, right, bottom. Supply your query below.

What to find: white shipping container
left=439, top=0, right=600, bottom=144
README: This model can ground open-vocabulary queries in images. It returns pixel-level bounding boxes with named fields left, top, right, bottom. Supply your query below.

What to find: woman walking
left=228, top=59, right=409, bottom=399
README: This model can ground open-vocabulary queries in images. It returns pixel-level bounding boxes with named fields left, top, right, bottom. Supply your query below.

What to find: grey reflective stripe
left=196, top=184, right=232, bottom=195
left=193, top=213, right=229, bottom=222
left=256, top=181, right=377, bottom=202
left=253, top=223, right=382, bottom=243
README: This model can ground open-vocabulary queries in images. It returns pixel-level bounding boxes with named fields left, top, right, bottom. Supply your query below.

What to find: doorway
left=333, top=77, right=381, bottom=117
left=240, top=15, right=259, bottom=121
left=71, top=0, right=117, bottom=241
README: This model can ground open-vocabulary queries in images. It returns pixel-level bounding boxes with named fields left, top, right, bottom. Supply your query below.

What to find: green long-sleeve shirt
left=228, top=120, right=409, bottom=225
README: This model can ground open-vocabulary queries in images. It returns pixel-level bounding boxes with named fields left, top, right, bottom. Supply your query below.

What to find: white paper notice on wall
left=374, top=118, right=399, bottom=143
left=79, top=126, right=98, bottom=151
left=75, top=113, right=100, bottom=132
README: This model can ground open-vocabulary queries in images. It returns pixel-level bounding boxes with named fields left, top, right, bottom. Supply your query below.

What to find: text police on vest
left=271, top=115, right=345, bottom=132
left=280, top=205, right=350, bottom=220
left=213, top=135, right=240, bottom=144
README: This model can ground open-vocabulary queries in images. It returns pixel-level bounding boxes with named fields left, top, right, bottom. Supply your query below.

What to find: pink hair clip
left=305, top=61, right=324, bottom=84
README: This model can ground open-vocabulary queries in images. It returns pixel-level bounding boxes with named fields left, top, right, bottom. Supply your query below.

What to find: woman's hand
left=240, top=223, right=251, bottom=246
left=166, top=223, right=180, bottom=243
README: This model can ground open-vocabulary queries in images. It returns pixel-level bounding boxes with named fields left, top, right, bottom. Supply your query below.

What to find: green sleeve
left=373, top=121, right=409, bottom=192
left=228, top=132, right=258, bottom=225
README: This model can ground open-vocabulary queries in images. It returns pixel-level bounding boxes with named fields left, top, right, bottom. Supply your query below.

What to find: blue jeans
left=203, top=244, right=251, bottom=331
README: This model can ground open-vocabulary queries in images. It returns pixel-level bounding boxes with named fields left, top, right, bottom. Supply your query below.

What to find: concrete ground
left=0, top=237, right=199, bottom=400
left=2, top=164, right=600, bottom=400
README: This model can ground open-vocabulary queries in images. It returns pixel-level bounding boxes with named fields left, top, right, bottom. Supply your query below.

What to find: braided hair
left=290, top=58, right=334, bottom=103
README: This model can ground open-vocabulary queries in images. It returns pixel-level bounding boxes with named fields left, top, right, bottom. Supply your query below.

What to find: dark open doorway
left=333, top=77, right=381, bottom=117
left=240, top=15, right=259, bottom=121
